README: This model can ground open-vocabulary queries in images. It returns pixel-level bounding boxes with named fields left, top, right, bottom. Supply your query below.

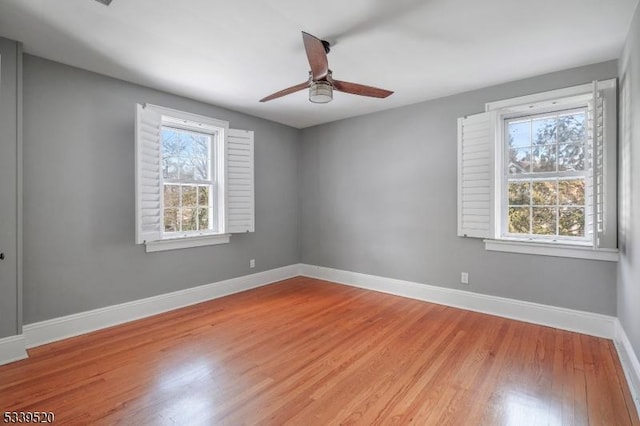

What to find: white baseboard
left=0, top=335, right=28, bottom=365
left=22, top=264, right=301, bottom=350
left=614, top=319, right=640, bottom=417
left=299, top=264, right=616, bottom=339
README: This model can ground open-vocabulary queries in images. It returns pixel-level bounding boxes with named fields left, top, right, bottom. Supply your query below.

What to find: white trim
left=0, top=335, right=28, bottom=366
left=17, top=42, right=24, bottom=332
left=145, top=233, right=230, bottom=252
left=23, top=264, right=300, bottom=349
left=485, top=78, right=616, bottom=112
left=146, top=103, right=229, bottom=130
left=484, top=239, right=619, bottom=261
left=299, top=264, right=615, bottom=338
left=614, top=320, right=640, bottom=418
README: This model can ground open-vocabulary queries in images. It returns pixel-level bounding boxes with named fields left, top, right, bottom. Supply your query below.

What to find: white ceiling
left=0, top=0, right=637, bottom=128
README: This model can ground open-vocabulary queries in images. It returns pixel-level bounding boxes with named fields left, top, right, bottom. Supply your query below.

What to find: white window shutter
left=586, top=80, right=618, bottom=249
left=226, top=129, right=255, bottom=233
left=457, top=112, right=495, bottom=238
left=586, top=83, right=605, bottom=247
left=135, top=104, right=163, bottom=244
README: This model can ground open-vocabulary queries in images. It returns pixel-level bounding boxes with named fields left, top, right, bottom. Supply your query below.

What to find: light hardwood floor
left=0, top=277, right=637, bottom=425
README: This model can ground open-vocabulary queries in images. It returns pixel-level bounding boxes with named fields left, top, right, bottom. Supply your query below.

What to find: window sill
left=145, top=233, right=231, bottom=253
left=483, top=239, right=618, bottom=262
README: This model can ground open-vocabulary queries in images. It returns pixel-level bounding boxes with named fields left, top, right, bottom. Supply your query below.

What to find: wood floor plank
left=0, top=277, right=636, bottom=425
left=447, top=320, right=515, bottom=425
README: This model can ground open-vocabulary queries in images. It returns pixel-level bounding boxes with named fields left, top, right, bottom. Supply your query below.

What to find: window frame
left=458, top=79, right=618, bottom=261
left=157, top=108, right=228, bottom=242
left=160, top=121, right=221, bottom=238
left=499, top=105, right=592, bottom=245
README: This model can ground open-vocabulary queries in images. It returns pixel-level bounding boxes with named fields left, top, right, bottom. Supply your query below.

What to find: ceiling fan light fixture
left=309, top=81, right=333, bottom=103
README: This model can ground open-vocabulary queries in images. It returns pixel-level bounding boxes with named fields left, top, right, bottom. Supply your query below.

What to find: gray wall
left=618, top=3, right=640, bottom=368
left=0, top=38, right=20, bottom=338
left=300, top=61, right=619, bottom=315
left=15, top=49, right=632, bottom=324
left=22, top=55, right=300, bottom=324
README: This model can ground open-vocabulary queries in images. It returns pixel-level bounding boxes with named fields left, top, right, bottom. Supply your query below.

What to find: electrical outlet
left=461, top=272, right=469, bottom=284
left=250, top=259, right=255, bottom=268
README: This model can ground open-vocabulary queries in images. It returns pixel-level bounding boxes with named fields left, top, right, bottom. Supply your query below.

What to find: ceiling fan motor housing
left=309, top=81, right=333, bottom=103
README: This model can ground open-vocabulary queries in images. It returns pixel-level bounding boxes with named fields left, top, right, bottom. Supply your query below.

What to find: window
left=504, top=108, right=589, bottom=242
left=162, top=120, right=222, bottom=237
left=457, top=80, right=618, bottom=261
left=135, top=104, right=254, bottom=252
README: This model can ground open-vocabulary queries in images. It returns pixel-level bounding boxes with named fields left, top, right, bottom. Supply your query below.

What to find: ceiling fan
left=260, top=32, right=394, bottom=104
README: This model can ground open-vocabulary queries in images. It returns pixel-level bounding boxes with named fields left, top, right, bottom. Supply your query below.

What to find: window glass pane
left=557, top=142, right=584, bottom=171
left=198, top=185, right=210, bottom=207
left=532, top=118, right=556, bottom=146
left=161, top=128, right=182, bottom=157
left=164, top=208, right=179, bottom=232
left=508, top=148, right=531, bottom=174
left=180, top=131, right=196, bottom=156
left=532, top=207, right=557, bottom=235
left=508, top=181, right=530, bottom=205
left=161, top=128, right=212, bottom=181
left=162, top=157, right=180, bottom=180
left=163, top=184, right=180, bottom=208
left=508, top=207, right=530, bottom=234
left=182, top=208, right=197, bottom=231
left=558, top=179, right=585, bottom=205
left=177, top=133, right=210, bottom=181
left=182, top=185, right=197, bottom=207
left=532, top=180, right=557, bottom=205
left=192, top=158, right=209, bottom=181
left=507, top=120, right=531, bottom=148
left=532, top=145, right=556, bottom=172
left=557, top=112, right=586, bottom=144
left=559, top=207, right=585, bottom=237
left=198, top=207, right=209, bottom=230
left=191, top=135, right=210, bottom=181
left=179, top=158, right=195, bottom=180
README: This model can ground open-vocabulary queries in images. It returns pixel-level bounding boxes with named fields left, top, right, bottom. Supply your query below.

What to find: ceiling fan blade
left=259, top=81, right=310, bottom=102
left=302, top=31, right=329, bottom=81
left=332, top=80, right=394, bottom=98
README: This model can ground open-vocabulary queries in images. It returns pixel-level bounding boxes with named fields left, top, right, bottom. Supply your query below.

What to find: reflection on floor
left=0, top=277, right=637, bottom=425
